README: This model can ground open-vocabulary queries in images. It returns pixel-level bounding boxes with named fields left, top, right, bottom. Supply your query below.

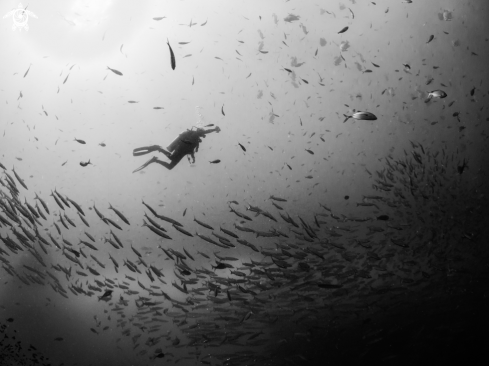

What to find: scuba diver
left=132, top=125, right=221, bottom=172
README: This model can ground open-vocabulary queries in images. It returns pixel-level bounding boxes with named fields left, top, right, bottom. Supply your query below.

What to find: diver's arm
left=202, top=126, right=220, bottom=135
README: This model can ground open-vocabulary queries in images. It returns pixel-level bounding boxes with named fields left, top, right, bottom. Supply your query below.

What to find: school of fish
left=1, top=1, right=488, bottom=366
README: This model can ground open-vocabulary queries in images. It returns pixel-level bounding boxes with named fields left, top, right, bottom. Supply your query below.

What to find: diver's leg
left=160, top=149, right=172, bottom=159
left=132, top=156, right=159, bottom=173
left=153, top=155, right=184, bottom=170
left=133, top=145, right=161, bottom=156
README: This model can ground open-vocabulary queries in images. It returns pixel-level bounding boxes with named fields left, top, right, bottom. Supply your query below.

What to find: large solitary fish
left=424, top=90, right=447, bottom=103
left=427, top=90, right=447, bottom=99
left=343, top=111, right=377, bottom=122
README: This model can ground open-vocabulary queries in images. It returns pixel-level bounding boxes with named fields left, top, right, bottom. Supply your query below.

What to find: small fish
left=204, top=124, right=214, bottom=127
left=153, top=17, right=166, bottom=21
left=349, top=8, right=354, bottom=19
left=98, top=290, right=113, bottom=301
left=99, top=142, right=106, bottom=147
left=470, top=87, right=476, bottom=96
left=74, top=138, right=86, bottom=144
left=284, top=68, right=292, bottom=73
left=338, top=26, right=349, bottom=34
left=317, top=283, right=343, bottom=289
left=183, top=208, right=187, bottom=216
left=167, top=39, right=176, bottom=70
left=153, top=352, right=165, bottom=360
left=201, top=19, right=208, bottom=26
left=128, top=101, right=138, bottom=103
left=209, top=159, right=221, bottom=164
left=238, top=143, right=246, bottom=152
left=12, top=166, right=28, bottom=190
left=212, top=263, right=228, bottom=270
left=62, top=160, right=67, bottom=166
left=221, top=105, right=225, bottom=116
left=63, top=74, right=70, bottom=84
left=301, top=78, right=309, bottom=84
left=80, top=160, right=92, bottom=167
left=362, top=69, right=373, bottom=73
left=305, top=149, right=314, bottom=155
left=23, top=64, right=31, bottom=78
left=403, top=63, right=411, bottom=70
left=107, top=66, right=123, bottom=76
left=109, top=203, right=130, bottom=225
left=153, top=107, right=164, bottom=109
left=371, top=62, right=380, bottom=67
left=426, top=35, right=434, bottom=44
left=457, top=158, right=468, bottom=174
left=179, top=42, right=191, bottom=45
left=284, top=14, right=300, bottom=23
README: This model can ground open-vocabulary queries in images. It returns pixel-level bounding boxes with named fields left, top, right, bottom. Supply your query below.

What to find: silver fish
left=427, top=90, right=447, bottom=99
left=343, top=111, right=377, bottom=122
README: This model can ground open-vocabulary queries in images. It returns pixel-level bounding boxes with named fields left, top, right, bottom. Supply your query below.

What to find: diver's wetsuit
left=133, top=126, right=220, bottom=172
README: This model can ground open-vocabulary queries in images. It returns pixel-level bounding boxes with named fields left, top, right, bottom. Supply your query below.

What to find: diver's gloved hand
left=215, top=126, right=221, bottom=133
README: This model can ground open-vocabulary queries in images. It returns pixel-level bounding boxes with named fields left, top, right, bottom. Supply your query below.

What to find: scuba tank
left=167, top=135, right=181, bottom=152
left=167, top=127, right=202, bottom=152
left=167, top=105, right=205, bottom=152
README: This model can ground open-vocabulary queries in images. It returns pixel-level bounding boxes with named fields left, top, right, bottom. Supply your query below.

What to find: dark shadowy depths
left=272, top=266, right=489, bottom=366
